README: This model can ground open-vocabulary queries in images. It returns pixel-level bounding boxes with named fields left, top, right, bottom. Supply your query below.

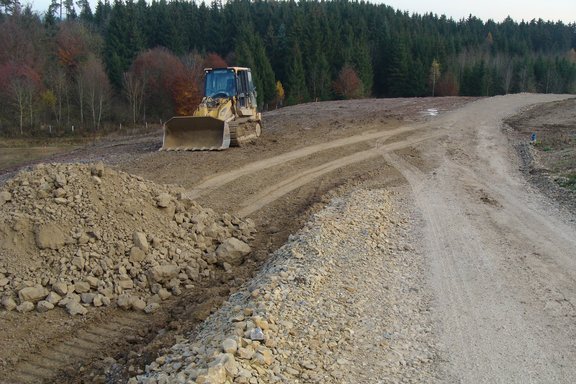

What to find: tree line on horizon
left=0, top=0, right=575, bottom=136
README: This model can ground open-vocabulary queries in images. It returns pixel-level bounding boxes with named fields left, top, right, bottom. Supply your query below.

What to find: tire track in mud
left=3, top=283, right=233, bottom=384
left=382, top=152, right=512, bottom=382
left=184, top=123, right=424, bottom=200
left=236, top=129, right=442, bottom=217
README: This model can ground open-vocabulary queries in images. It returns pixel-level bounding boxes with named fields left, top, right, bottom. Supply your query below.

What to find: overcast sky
left=380, top=0, right=575, bottom=23
left=27, top=0, right=576, bottom=24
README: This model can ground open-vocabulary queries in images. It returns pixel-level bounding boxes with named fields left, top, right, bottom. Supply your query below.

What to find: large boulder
left=155, top=193, right=172, bottom=208
left=1, top=296, right=17, bottom=311
left=216, top=238, right=251, bottom=266
left=147, top=265, right=180, bottom=283
left=37, top=300, right=55, bottom=313
left=66, top=301, right=88, bottom=316
left=18, top=286, right=49, bottom=303
left=16, top=301, right=35, bottom=313
left=133, top=232, right=149, bottom=253
left=0, top=191, right=11, bottom=206
left=35, top=223, right=67, bottom=250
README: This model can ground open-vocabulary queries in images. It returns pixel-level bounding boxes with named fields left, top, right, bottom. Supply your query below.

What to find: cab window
left=205, top=69, right=236, bottom=98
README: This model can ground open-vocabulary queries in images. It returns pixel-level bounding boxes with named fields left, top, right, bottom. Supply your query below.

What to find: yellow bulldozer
left=161, top=67, right=262, bottom=151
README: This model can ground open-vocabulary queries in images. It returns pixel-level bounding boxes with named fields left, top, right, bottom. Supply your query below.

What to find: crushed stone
left=135, top=188, right=438, bottom=383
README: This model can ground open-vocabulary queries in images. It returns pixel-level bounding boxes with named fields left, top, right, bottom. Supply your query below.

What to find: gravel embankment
left=135, top=188, right=438, bottom=384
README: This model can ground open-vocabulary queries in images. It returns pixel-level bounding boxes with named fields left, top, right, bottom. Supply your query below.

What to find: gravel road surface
left=386, top=94, right=576, bottom=383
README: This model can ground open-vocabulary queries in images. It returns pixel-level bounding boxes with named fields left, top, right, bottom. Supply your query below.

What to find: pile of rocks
left=0, top=162, right=256, bottom=315
left=134, top=189, right=436, bottom=384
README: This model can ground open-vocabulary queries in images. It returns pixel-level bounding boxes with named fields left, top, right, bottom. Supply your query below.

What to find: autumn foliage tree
left=333, top=65, right=363, bottom=99
left=429, top=59, right=441, bottom=96
left=203, top=52, right=227, bottom=69
left=435, top=71, right=460, bottom=96
left=0, top=11, right=45, bottom=134
left=56, top=22, right=90, bottom=74
left=0, top=12, right=44, bottom=72
left=168, top=52, right=206, bottom=116
left=170, top=51, right=227, bottom=117
left=128, top=47, right=197, bottom=121
left=274, top=80, right=285, bottom=108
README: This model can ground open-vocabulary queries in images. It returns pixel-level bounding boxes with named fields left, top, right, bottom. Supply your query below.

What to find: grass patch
left=557, top=174, right=576, bottom=191
left=0, top=145, right=80, bottom=171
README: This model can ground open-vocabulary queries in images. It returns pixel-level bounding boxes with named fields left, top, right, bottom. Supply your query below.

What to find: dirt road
left=385, top=94, right=576, bottom=382
left=1, top=95, right=576, bottom=383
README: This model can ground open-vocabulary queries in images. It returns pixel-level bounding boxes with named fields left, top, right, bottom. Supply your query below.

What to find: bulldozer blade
left=161, top=116, right=231, bottom=151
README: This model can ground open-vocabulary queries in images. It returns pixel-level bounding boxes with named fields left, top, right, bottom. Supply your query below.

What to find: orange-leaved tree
left=129, top=47, right=187, bottom=121
left=56, top=22, right=91, bottom=75
left=333, top=65, right=363, bottom=99
left=203, top=52, right=227, bottom=69
left=173, top=51, right=205, bottom=116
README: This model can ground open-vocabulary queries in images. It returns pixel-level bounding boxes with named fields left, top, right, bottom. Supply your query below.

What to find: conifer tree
left=103, top=0, right=144, bottom=89
left=235, top=23, right=275, bottom=108
left=352, top=40, right=373, bottom=97
left=386, top=38, right=410, bottom=97
left=286, top=43, right=308, bottom=105
left=64, top=0, right=77, bottom=20
left=77, top=0, right=93, bottom=23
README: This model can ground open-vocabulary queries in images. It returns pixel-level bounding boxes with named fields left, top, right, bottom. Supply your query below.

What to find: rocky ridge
left=0, top=163, right=256, bottom=315
left=135, top=189, right=437, bottom=384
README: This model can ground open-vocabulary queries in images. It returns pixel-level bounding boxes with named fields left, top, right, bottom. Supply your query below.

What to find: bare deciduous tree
left=122, top=71, right=145, bottom=125
left=0, top=64, right=41, bottom=134
left=45, top=66, right=68, bottom=126
left=78, top=55, right=110, bottom=131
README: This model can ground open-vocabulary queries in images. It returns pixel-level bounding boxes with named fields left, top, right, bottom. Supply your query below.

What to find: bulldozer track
left=236, top=129, right=442, bottom=217
left=2, top=310, right=148, bottom=384
left=229, top=120, right=261, bottom=147
left=184, top=123, right=423, bottom=200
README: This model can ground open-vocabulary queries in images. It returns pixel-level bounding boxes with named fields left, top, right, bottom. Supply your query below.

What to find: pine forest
left=0, top=0, right=575, bottom=135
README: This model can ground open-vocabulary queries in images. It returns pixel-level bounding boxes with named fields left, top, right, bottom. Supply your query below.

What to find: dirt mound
left=0, top=162, right=256, bottom=315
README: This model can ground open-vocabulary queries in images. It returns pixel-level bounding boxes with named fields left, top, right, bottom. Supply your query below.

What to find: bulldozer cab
left=204, top=67, right=257, bottom=110
left=204, top=68, right=237, bottom=99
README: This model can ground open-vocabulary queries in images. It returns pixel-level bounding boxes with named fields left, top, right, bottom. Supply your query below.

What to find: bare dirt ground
left=1, top=94, right=575, bottom=383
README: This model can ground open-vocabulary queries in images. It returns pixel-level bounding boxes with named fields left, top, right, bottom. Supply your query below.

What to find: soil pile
left=0, top=162, right=256, bottom=315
